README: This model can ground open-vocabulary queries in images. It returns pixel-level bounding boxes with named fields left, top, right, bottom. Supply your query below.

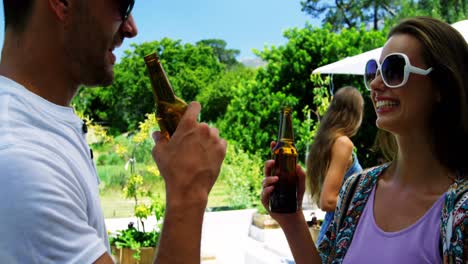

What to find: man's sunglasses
left=119, top=0, right=135, bottom=21
left=364, top=52, right=433, bottom=90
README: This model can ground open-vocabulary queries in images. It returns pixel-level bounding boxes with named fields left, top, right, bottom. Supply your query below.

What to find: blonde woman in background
left=306, top=86, right=364, bottom=245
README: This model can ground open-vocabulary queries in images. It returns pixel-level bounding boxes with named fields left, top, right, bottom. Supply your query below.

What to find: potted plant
left=108, top=114, right=165, bottom=263
left=109, top=176, right=165, bottom=264
left=110, top=221, right=159, bottom=264
left=252, top=205, right=279, bottom=229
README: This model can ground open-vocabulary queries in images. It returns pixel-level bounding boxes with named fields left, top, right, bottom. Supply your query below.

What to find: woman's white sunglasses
left=364, top=52, right=433, bottom=90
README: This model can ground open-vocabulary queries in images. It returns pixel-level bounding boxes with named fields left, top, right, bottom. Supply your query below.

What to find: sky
left=0, top=0, right=320, bottom=63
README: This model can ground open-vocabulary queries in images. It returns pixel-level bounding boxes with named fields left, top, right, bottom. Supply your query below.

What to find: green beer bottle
left=144, top=52, right=187, bottom=138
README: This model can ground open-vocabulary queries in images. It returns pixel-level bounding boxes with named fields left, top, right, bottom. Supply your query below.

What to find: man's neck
left=0, top=31, right=78, bottom=106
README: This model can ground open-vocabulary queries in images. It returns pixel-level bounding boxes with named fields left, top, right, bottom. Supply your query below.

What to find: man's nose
left=121, top=14, right=138, bottom=38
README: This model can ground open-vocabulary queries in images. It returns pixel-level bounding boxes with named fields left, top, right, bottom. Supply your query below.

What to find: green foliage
left=108, top=114, right=166, bottom=261
left=151, top=194, right=166, bottom=221
left=124, top=173, right=143, bottom=199
left=77, top=10, right=468, bottom=217
left=218, top=24, right=386, bottom=165
left=109, top=186, right=165, bottom=260
left=98, top=167, right=129, bottom=193
left=394, top=0, right=467, bottom=24
left=309, top=74, right=331, bottom=118
left=91, top=116, right=164, bottom=195
left=109, top=224, right=160, bottom=260
left=196, top=39, right=241, bottom=66
left=72, top=38, right=224, bottom=133
left=96, top=152, right=122, bottom=166
left=196, top=64, right=257, bottom=122
left=217, top=80, right=299, bottom=160
left=220, top=142, right=264, bottom=209
left=74, top=27, right=389, bottom=168
left=301, top=0, right=403, bottom=30
left=295, top=75, right=332, bottom=161
left=294, top=105, right=316, bottom=164
left=302, top=0, right=467, bottom=31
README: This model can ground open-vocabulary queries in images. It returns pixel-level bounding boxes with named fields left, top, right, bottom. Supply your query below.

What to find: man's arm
left=155, top=199, right=207, bottom=264
left=151, top=102, right=227, bottom=264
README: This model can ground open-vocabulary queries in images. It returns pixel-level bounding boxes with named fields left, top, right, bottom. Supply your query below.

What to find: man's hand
left=152, top=101, right=227, bottom=208
left=151, top=101, right=227, bottom=264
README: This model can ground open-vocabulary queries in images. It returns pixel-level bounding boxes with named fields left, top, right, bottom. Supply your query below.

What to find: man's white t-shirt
left=0, top=76, right=109, bottom=263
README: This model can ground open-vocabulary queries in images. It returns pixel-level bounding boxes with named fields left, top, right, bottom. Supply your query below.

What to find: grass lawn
left=99, top=164, right=231, bottom=218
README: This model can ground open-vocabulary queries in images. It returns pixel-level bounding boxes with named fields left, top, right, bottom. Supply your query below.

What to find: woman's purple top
left=343, top=184, right=444, bottom=264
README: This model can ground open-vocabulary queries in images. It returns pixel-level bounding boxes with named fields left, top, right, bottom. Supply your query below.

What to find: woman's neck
left=386, top=132, right=453, bottom=193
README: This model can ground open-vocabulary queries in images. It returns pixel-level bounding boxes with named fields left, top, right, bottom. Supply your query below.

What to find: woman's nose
left=370, top=71, right=385, bottom=91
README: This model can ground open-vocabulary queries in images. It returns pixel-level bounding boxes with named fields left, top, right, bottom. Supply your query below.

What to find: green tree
left=196, top=64, right=257, bottom=122
left=302, top=0, right=467, bottom=31
left=218, top=24, right=387, bottom=165
left=395, top=0, right=467, bottom=23
left=221, top=142, right=264, bottom=209
left=301, top=0, right=401, bottom=30
left=196, top=39, right=241, bottom=67
left=72, top=38, right=224, bottom=133
left=217, top=79, right=299, bottom=159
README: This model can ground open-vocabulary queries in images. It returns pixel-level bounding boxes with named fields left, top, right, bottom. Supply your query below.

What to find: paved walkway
left=106, top=207, right=325, bottom=264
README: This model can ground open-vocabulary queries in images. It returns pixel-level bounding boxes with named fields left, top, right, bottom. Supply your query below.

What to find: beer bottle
left=269, top=107, right=298, bottom=213
left=144, top=52, right=188, bottom=138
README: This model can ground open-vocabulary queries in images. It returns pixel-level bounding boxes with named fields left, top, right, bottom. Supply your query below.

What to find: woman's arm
left=262, top=159, right=321, bottom=264
left=280, top=212, right=322, bottom=264
left=319, top=136, right=353, bottom=212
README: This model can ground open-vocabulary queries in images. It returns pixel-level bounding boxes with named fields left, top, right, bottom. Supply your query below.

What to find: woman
left=306, top=86, right=364, bottom=245
left=262, top=17, right=467, bottom=263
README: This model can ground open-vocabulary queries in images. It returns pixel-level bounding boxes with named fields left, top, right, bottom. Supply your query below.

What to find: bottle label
left=156, top=98, right=187, bottom=137
left=270, top=152, right=298, bottom=213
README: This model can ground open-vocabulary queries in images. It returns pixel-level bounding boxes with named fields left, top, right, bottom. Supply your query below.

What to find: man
left=0, top=0, right=227, bottom=263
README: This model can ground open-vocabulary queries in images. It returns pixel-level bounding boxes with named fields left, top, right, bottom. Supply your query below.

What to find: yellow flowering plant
left=109, top=113, right=166, bottom=261
left=75, top=111, right=113, bottom=145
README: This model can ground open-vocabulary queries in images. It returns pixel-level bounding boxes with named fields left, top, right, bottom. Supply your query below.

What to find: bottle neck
left=278, top=109, right=294, bottom=142
left=144, top=54, right=176, bottom=103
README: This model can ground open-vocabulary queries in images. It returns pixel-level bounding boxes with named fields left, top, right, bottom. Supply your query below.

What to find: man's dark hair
left=3, top=0, right=34, bottom=31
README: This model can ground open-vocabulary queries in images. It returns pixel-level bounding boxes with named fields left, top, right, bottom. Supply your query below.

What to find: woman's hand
left=261, top=142, right=321, bottom=264
left=261, top=141, right=306, bottom=227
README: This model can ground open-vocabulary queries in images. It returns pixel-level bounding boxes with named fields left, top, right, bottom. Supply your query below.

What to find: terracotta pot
left=112, top=246, right=156, bottom=264
left=252, top=212, right=279, bottom=229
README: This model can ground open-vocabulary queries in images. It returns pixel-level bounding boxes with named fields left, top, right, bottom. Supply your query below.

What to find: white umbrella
left=312, top=20, right=468, bottom=75
left=452, top=20, right=468, bottom=40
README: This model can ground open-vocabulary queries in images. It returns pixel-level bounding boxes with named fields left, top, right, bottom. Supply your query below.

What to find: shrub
left=221, top=142, right=264, bottom=209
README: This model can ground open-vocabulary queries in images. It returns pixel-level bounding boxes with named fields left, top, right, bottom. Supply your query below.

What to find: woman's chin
left=375, top=118, right=398, bottom=134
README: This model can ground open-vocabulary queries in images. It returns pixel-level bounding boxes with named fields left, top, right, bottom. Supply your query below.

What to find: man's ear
left=48, top=0, right=69, bottom=21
